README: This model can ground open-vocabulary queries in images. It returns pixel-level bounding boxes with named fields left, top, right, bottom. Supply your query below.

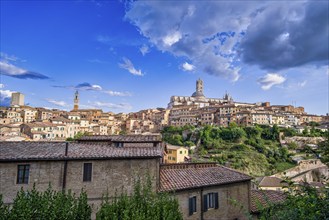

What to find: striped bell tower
left=73, top=90, right=79, bottom=111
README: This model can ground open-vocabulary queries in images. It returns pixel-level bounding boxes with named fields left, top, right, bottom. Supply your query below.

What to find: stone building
left=159, top=163, right=252, bottom=220
left=10, top=92, right=25, bottom=106
left=0, top=141, right=162, bottom=214
left=0, top=136, right=255, bottom=219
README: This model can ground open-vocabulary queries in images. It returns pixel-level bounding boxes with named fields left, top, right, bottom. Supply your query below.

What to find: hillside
left=162, top=124, right=318, bottom=177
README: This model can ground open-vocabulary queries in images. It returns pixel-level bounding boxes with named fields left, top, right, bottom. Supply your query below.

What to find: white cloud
left=93, top=101, right=132, bottom=110
left=96, top=35, right=112, bottom=44
left=103, top=90, right=132, bottom=97
left=181, top=62, right=195, bottom=72
left=297, top=80, right=307, bottom=87
left=46, top=99, right=68, bottom=107
left=163, top=31, right=182, bottom=47
left=0, top=89, right=14, bottom=98
left=258, top=73, right=286, bottom=90
left=140, top=45, right=150, bottom=56
left=119, top=57, right=144, bottom=76
left=125, top=1, right=260, bottom=81
left=0, top=52, right=19, bottom=62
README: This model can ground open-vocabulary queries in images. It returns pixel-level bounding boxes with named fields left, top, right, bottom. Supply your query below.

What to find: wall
left=175, top=181, right=250, bottom=220
left=0, top=158, right=160, bottom=216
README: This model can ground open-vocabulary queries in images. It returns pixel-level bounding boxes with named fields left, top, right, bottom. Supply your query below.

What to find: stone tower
left=73, top=90, right=79, bottom=111
left=196, top=78, right=203, bottom=94
left=191, top=78, right=205, bottom=99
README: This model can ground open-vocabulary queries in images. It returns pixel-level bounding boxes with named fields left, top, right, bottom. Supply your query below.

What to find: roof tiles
left=159, top=163, right=251, bottom=192
left=0, top=142, right=163, bottom=161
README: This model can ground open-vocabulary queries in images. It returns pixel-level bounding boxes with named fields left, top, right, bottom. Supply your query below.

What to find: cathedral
left=167, top=79, right=233, bottom=109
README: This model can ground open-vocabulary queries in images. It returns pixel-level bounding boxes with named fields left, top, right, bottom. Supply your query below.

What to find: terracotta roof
left=24, top=122, right=56, bottom=128
left=0, top=142, right=163, bottom=161
left=159, top=163, right=251, bottom=192
left=78, top=134, right=162, bottom=143
left=258, top=177, right=287, bottom=188
left=251, top=190, right=286, bottom=213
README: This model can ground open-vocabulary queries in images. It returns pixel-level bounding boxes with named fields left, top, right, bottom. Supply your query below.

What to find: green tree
left=259, top=183, right=329, bottom=220
left=1, top=185, right=91, bottom=220
left=96, top=177, right=182, bottom=220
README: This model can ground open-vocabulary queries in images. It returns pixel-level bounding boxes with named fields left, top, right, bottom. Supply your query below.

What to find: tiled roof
left=250, top=190, right=286, bottom=213
left=0, top=142, right=163, bottom=161
left=258, top=177, right=287, bottom=187
left=159, top=163, right=251, bottom=192
left=78, top=134, right=162, bottom=143
left=25, top=122, right=56, bottom=128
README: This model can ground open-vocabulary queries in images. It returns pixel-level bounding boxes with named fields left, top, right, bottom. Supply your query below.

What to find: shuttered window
left=203, top=192, right=219, bottom=211
left=188, top=196, right=197, bottom=215
left=83, top=163, right=92, bottom=182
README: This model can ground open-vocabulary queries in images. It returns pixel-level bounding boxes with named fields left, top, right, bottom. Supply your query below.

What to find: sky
left=0, top=0, right=328, bottom=115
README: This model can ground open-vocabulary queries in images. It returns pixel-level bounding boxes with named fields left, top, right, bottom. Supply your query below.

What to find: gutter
left=62, top=142, right=68, bottom=192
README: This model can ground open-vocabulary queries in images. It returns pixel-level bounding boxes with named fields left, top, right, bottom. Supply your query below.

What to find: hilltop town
left=1, top=79, right=328, bottom=219
left=1, top=79, right=327, bottom=141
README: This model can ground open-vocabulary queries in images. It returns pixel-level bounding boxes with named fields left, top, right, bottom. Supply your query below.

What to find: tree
left=259, top=183, right=329, bottom=220
left=96, top=177, right=182, bottom=220
left=0, top=185, right=91, bottom=220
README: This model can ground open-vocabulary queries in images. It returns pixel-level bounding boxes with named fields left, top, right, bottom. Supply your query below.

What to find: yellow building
left=165, top=144, right=189, bottom=163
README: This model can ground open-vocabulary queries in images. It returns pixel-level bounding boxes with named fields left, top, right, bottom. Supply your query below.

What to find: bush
left=0, top=185, right=91, bottom=220
left=96, top=177, right=182, bottom=220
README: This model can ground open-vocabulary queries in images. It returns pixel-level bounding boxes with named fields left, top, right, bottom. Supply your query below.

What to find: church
left=167, top=79, right=233, bottom=109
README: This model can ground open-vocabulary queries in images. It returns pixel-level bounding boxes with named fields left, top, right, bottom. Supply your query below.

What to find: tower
left=196, top=78, right=203, bottom=94
left=10, top=92, right=25, bottom=106
left=73, top=90, right=79, bottom=111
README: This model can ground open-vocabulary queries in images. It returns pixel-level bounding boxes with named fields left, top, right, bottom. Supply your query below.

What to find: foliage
left=66, top=131, right=90, bottom=141
left=259, top=183, right=329, bottom=220
left=318, top=135, right=329, bottom=166
left=0, top=185, right=91, bottom=220
left=161, top=124, right=296, bottom=176
left=96, top=177, right=182, bottom=220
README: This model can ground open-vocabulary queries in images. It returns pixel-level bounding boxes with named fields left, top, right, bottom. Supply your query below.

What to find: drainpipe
left=62, top=142, right=68, bottom=192
left=200, top=188, right=204, bottom=220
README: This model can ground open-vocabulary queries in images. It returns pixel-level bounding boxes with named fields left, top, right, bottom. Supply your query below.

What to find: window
left=17, top=164, right=30, bottom=184
left=180, top=151, right=182, bottom=154
left=203, top=192, right=218, bottom=211
left=83, top=163, right=92, bottom=182
left=189, top=196, right=197, bottom=215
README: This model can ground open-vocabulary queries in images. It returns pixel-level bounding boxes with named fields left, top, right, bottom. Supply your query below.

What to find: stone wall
left=0, top=158, right=159, bottom=211
left=175, top=181, right=250, bottom=220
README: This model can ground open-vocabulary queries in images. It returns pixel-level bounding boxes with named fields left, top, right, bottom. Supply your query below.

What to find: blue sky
left=0, top=0, right=328, bottom=115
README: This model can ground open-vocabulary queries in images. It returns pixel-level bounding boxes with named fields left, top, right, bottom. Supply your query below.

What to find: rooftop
left=0, top=142, right=163, bottom=162
left=159, top=163, right=251, bottom=192
left=78, top=134, right=162, bottom=143
left=250, top=190, right=286, bottom=213
left=258, top=176, right=287, bottom=188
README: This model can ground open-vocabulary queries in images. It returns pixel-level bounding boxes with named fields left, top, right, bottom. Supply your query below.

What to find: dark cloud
left=53, top=82, right=102, bottom=91
left=241, top=1, right=329, bottom=70
left=0, top=61, right=49, bottom=80
left=8, top=71, right=49, bottom=79
left=0, top=97, right=10, bottom=107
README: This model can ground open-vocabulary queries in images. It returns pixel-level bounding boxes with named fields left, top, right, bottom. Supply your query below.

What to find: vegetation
left=66, top=131, right=89, bottom=141
left=0, top=185, right=91, bottom=220
left=162, top=124, right=295, bottom=176
left=259, top=182, right=329, bottom=220
left=96, top=177, right=182, bottom=220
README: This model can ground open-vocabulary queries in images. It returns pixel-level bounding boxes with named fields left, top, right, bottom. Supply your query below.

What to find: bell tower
left=73, top=90, right=79, bottom=111
left=196, top=78, right=203, bottom=94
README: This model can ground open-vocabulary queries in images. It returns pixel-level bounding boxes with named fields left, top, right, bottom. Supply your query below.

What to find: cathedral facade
left=167, top=79, right=233, bottom=109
